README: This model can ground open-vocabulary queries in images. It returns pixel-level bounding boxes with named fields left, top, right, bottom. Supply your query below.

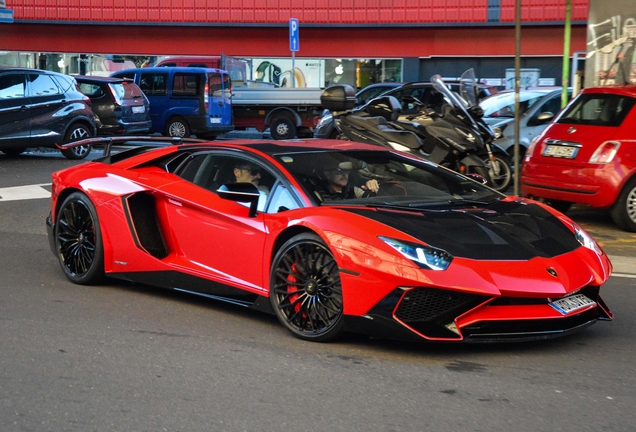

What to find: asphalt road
left=1, top=149, right=635, bottom=432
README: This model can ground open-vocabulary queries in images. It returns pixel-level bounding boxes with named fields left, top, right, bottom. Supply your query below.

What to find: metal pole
left=513, top=0, right=521, bottom=196
left=292, top=51, right=296, bottom=88
left=562, top=0, right=572, bottom=107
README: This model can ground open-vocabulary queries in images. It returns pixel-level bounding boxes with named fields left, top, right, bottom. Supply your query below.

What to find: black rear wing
left=56, top=136, right=207, bottom=159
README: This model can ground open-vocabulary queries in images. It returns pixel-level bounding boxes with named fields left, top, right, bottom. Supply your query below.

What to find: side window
left=140, top=72, right=167, bottom=96
left=79, top=83, right=104, bottom=98
left=172, top=73, right=199, bottom=96
left=208, top=73, right=223, bottom=97
left=28, top=73, right=61, bottom=97
left=0, top=73, right=26, bottom=99
left=266, top=184, right=299, bottom=213
left=540, top=95, right=562, bottom=116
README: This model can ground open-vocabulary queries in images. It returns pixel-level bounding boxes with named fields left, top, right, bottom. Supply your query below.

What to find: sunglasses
left=329, top=168, right=349, bottom=175
left=239, top=167, right=261, bottom=176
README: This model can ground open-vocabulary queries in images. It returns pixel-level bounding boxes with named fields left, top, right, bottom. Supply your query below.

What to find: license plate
left=210, top=118, right=221, bottom=124
left=543, top=145, right=578, bottom=159
left=132, top=106, right=145, bottom=113
left=549, top=293, right=596, bottom=315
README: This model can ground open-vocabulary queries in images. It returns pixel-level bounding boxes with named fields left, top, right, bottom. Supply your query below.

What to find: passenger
left=232, top=162, right=269, bottom=211
left=315, top=160, right=379, bottom=201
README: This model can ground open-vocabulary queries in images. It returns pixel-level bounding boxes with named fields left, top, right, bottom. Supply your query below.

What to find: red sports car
left=521, top=84, right=636, bottom=232
left=47, top=136, right=613, bottom=343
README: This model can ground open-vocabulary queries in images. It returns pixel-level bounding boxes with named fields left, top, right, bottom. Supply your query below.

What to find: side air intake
left=124, top=192, right=168, bottom=259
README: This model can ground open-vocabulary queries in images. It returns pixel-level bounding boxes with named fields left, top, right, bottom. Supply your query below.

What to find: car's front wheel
left=60, top=123, right=93, bottom=160
left=611, top=177, right=636, bottom=232
left=270, top=233, right=344, bottom=342
left=55, top=192, right=104, bottom=284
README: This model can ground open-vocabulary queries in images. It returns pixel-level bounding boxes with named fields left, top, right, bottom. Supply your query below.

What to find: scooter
left=322, top=71, right=512, bottom=191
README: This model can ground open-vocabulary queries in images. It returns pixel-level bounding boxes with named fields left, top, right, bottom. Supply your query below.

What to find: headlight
left=317, top=113, right=333, bottom=128
left=573, top=223, right=603, bottom=255
left=379, top=236, right=453, bottom=271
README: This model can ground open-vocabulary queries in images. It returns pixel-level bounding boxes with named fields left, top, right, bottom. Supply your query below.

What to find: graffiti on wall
left=587, top=14, right=636, bottom=86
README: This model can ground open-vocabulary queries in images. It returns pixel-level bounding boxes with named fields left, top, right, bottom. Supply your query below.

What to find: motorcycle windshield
left=459, top=68, right=478, bottom=107
left=430, top=73, right=479, bottom=130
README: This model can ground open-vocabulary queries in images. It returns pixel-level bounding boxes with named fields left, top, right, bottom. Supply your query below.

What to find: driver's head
left=233, top=163, right=261, bottom=186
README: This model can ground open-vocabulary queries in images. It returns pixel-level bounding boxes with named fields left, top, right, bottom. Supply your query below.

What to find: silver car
left=481, top=87, right=570, bottom=161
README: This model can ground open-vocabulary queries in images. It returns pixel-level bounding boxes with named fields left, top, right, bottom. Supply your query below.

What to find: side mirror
left=536, top=112, right=555, bottom=124
left=217, top=183, right=260, bottom=217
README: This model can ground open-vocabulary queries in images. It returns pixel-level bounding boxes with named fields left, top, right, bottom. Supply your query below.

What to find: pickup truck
left=231, top=85, right=324, bottom=140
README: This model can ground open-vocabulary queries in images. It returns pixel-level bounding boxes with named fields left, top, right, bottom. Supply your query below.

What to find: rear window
left=557, top=93, right=636, bottom=127
left=208, top=72, right=232, bottom=98
left=109, top=81, right=144, bottom=103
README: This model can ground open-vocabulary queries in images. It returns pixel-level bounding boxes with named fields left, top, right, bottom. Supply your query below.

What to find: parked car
left=49, top=135, right=612, bottom=343
left=75, top=75, right=151, bottom=136
left=0, top=67, right=97, bottom=159
left=110, top=67, right=233, bottom=138
left=481, top=87, right=571, bottom=163
left=521, top=84, right=636, bottom=231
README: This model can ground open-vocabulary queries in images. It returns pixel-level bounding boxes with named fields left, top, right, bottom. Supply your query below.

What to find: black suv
left=0, top=67, right=97, bottom=159
left=75, top=76, right=151, bottom=136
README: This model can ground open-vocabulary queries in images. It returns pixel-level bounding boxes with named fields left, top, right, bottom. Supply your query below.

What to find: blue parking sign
left=289, top=18, right=299, bottom=52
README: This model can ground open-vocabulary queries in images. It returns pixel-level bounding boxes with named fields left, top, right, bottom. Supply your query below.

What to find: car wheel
left=270, top=233, right=344, bottom=342
left=611, top=177, right=636, bottom=232
left=482, top=153, right=512, bottom=193
left=60, top=123, right=93, bottom=160
left=166, top=117, right=191, bottom=138
left=55, top=192, right=104, bottom=285
left=1, top=148, right=26, bottom=156
left=270, top=117, right=297, bottom=140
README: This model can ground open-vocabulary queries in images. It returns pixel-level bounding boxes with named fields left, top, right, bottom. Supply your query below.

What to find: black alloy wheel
left=55, top=192, right=104, bottom=284
left=270, top=233, right=344, bottom=342
left=61, top=123, right=93, bottom=160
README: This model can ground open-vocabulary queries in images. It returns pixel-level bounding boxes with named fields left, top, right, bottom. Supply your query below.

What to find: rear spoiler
left=56, top=136, right=207, bottom=158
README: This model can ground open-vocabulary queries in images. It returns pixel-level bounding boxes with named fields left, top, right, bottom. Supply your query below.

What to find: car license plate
left=543, top=144, right=578, bottom=159
left=210, top=118, right=221, bottom=124
left=132, top=106, right=145, bottom=113
left=549, top=293, right=596, bottom=315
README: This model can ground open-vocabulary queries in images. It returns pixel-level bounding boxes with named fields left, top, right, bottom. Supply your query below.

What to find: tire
left=166, top=117, right=191, bottom=138
left=546, top=200, right=572, bottom=214
left=55, top=192, right=105, bottom=285
left=270, top=117, right=297, bottom=140
left=1, top=148, right=26, bottom=156
left=60, top=123, right=93, bottom=160
left=611, top=177, right=636, bottom=232
left=269, top=233, right=344, bottom=342
left=482, top=153, right=512, bottom=193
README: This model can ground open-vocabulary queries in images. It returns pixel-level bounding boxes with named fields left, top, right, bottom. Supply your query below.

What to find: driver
left=315, top=160, right=379, bottom=201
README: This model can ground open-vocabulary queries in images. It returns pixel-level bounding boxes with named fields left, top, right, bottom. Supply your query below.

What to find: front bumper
left=344, top=285, right=612, bottom=343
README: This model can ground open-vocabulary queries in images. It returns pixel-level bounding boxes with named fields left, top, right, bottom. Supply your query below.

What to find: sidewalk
left=608, top=255, right=636, bottom=276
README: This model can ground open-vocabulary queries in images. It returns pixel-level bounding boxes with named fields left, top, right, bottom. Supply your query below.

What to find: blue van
left=111, top=67, right=233, bottom=138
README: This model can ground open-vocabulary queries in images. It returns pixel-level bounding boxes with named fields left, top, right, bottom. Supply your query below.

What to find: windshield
left=556, top=93, right=636, bottom=127
left=459, top=68, right=478, bottom=106
left=480, top=91, right=548, bottom=118
left=275, top=150, right=502, bottom=206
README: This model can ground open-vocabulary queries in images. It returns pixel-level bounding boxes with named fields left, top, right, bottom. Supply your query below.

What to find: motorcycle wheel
left=482, top=153, right=513, bottom=193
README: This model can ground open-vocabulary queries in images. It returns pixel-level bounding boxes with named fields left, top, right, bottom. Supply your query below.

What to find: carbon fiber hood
left=343, top=200, right=581, bottom=260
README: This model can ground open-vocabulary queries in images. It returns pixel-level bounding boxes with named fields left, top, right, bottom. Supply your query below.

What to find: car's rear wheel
left=270, top=233, right=344, bottom=342
left=611, top=177, right=636, bottom=232
left=166, top=117, right=191, bottom=138
left=270, top=117, right=296, bottom=140
left=60, top=123, right=93, bottom=160
left=55, top=192, right=104, bottom=284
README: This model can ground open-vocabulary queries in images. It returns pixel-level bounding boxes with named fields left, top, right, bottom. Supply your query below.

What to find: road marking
left=0, top=184, right=51, bottom=201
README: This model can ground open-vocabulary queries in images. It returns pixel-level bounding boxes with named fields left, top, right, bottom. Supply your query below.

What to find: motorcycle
left=322, top=70, right=512, bottom=192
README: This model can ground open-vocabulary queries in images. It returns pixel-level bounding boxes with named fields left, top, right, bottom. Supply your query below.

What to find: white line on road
left=0, top=183, right=52, bottom=201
